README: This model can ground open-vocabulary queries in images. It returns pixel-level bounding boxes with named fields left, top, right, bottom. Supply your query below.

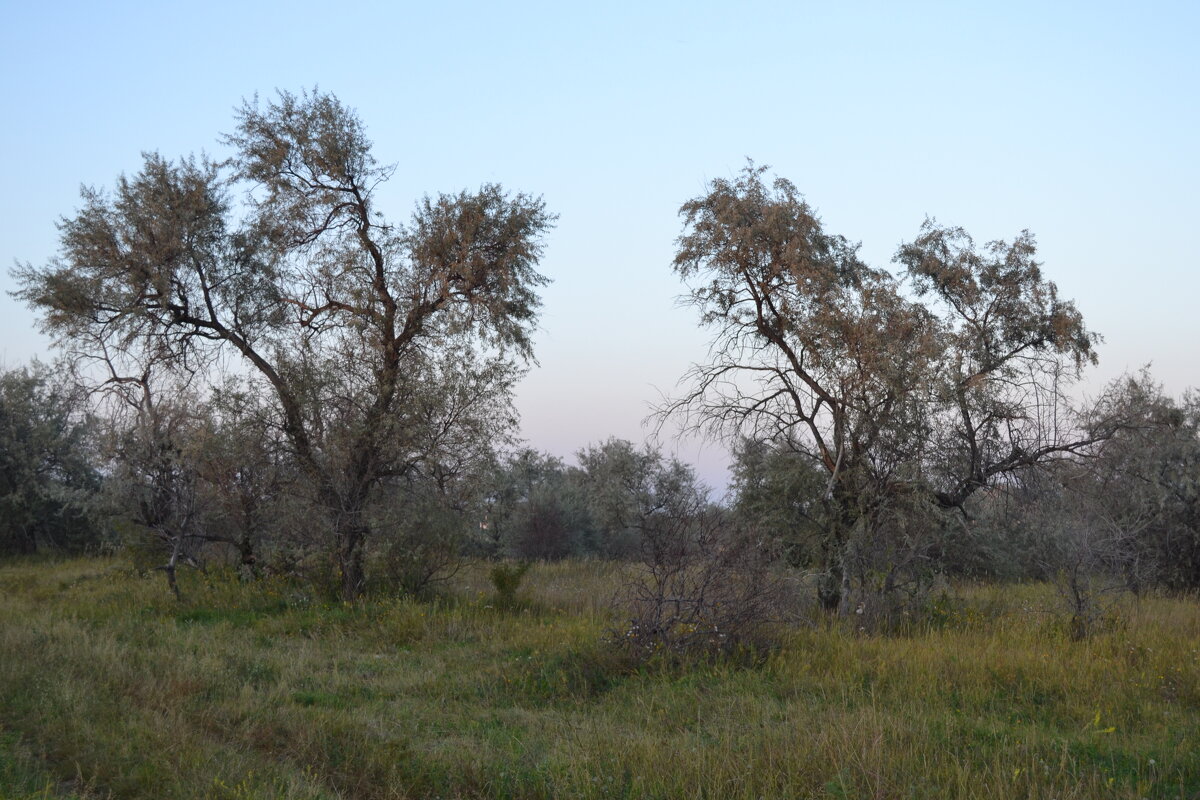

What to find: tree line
left=4, top=90, right=1197, bottom=641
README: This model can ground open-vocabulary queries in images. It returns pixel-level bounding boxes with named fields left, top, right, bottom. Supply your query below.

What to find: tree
left=620, top=498, right=785, bottom=661
left=0, top=362, right=100, bottom=555
left=103, top=372, right=206, bottom=599
left=895, top=221, right=1107, bottom=510
left=485, top=449, right=586, bottom=560
left=663, top=164, right=939, bottom=610
left=190, top=378, right=292, bottom=578
left=729, top=437, right=826, bottom=568
left=479, top=442, right=704, bottom=562
left=574, top=443, right=785, bottom=659
left=664, top=164, right=1110, bottom=612
left=15, top=90, right=554, bottom=599
left=1078, top=374, right=1200, bottom=592
left=575, top=438, right=706, bottom=559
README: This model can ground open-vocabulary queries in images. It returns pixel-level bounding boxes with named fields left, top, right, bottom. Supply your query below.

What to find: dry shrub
left=617, top=506, right=788, bottom=662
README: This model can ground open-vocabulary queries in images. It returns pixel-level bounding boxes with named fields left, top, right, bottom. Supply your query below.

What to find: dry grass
left=0, top=557, right=1197, bottom=799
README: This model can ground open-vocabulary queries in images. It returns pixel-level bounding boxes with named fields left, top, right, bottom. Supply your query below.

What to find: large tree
left=664, top=164, right=1110, bottom=611
left=16, top=90, right=553, bottom=598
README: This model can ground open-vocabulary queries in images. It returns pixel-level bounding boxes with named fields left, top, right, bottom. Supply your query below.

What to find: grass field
left=0, top=557, right=1197, bottom=799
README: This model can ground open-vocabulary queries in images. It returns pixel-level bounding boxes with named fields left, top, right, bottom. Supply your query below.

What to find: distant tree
left=729, top=438, right=825, bottom=567
left=480, top=449, right=582, bottom=559
left=480, top=439, right=708, bottom=562
left=15, top=90, right=554, bottom=599
left=190, top=379, right=291, bottom=577
left=575, top=438, right=706, bottom=559
left=664, top=164, right=1116, bottom=612
left=579, top=439, right=788, bottom=658
left=1079, top=373, right=1200, bottom=592
left=0, top=363, right=100, bottom=555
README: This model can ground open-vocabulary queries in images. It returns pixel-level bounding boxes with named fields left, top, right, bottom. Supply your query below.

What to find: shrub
left=618, top=505, right=787, bottom=662
left=489, top=561, right=532, bottom=608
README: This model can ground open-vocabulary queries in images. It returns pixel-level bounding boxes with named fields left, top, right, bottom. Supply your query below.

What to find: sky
left=2, top=0, right=1197, bottom=491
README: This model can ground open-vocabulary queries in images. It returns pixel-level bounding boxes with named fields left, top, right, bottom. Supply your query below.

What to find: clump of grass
left=0, top=727, right=102, bottom=800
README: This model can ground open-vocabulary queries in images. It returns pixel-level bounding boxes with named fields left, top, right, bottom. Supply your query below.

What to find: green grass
left=0, top=725, right=101, bottom=799
left=0, top=558, right=1197, bottom=798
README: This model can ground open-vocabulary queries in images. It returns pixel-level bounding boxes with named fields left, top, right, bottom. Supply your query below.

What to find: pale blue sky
left=2, top=1, right=1197, bottom=489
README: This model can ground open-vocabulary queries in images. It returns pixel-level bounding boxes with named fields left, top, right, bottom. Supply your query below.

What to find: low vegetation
left=1, top=557, right=1197, bottom=799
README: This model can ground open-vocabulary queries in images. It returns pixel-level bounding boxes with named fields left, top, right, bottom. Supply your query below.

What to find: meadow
left=0, top=558, right=1197, bottom=799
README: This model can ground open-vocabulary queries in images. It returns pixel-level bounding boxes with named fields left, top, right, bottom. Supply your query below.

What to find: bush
left=489, top=561, right=532, bottom=608
left=374, top=496, right=467, bottom=599
left=618, top=506, right=787, bottom=662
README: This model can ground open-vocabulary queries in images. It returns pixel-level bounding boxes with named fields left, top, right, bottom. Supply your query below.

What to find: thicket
left=4, top=355, right=1197, bottom=648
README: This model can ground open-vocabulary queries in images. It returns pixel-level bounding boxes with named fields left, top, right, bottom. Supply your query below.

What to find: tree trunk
left=816, top=494, right=856, bottom=614
left=15, top=524, right=37, bottom=556
left=336, top=514, right=368, bottom=601
left=238, top=535, right=260, bottom=580
left=162, top=531, right=184, bottom=601
left=164, top=562, right=181, bottom=601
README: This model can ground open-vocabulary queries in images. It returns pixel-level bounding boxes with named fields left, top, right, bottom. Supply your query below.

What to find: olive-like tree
left=1077, top=374, right=1200, bottom=593
left=0, top=362, right=101, bottom=555
left=663, top=165, right=940, bottom=610
left=664, top=164, right=1111, bottom=611
left=15, top=90, right=554, bottom=599
left=103, top=372, right=206, bottom=599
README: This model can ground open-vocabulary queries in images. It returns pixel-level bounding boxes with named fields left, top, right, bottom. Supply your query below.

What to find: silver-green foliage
left=0, top=362, right=100, bottom=555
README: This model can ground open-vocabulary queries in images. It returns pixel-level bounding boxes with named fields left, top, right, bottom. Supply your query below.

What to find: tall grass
left=0, top=557, right=1196, bottom=798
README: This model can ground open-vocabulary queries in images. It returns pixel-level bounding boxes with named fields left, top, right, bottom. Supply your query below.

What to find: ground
left=0, top=558, right=1196, bottom=799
